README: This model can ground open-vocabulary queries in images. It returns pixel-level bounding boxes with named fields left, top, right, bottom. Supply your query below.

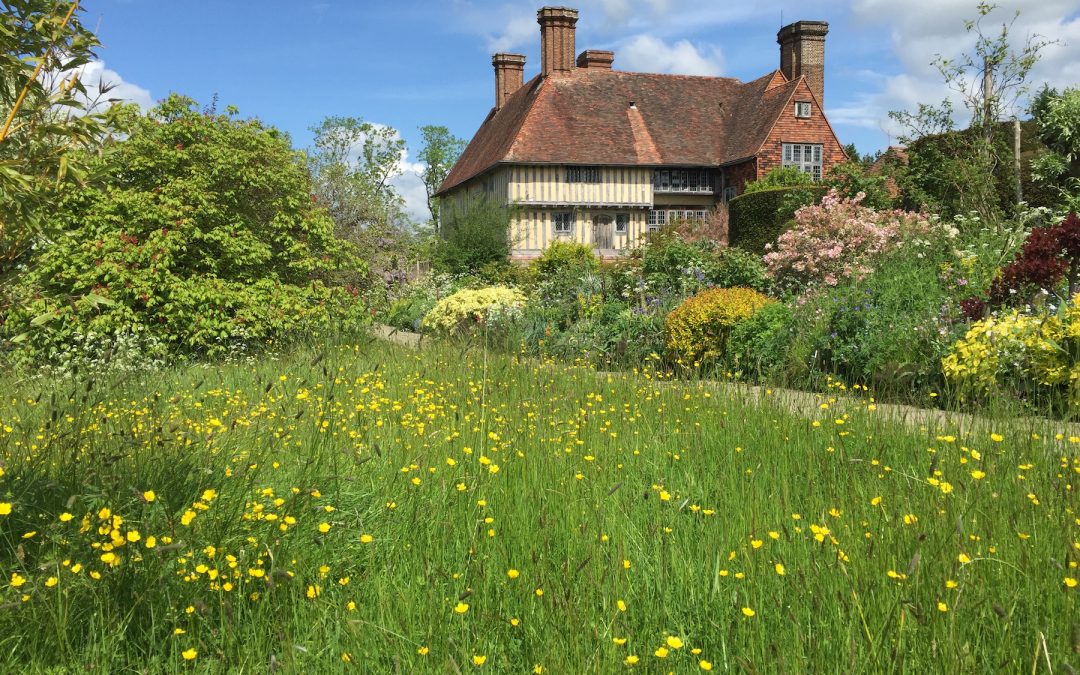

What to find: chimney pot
left=777, top=20, right=829, bottom=108
left=492, top=53, right=526, bottom=109
left=537, top=6, right=579, bottom=77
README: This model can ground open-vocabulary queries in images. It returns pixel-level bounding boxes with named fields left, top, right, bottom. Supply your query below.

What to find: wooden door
left=592, top=216, right=613, bottom=250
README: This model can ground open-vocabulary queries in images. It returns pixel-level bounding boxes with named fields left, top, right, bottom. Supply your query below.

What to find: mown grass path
left=372, top=324, right=1080, bottom=440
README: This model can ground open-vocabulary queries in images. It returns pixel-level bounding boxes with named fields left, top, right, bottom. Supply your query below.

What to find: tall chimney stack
left=493, top=53, right=526, bottom=109
left=537, top=6, right=578, bottom=77
left=777, top=20, right=829, bottom=108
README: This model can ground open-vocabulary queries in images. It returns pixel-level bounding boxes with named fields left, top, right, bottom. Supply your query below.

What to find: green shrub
left=434, top=196, right=511, bottom=274
left=725, top=301, right=795, bottom=377
left=898, top=120, right=1064, bottom=217
left=531, top=241, right=599, bottom=283
left=782, top=241, right=965, bottom=399
left=385, top=296, right=431, bottom=332
left=824, top=161, right=895, bottom=210
left=665, top=287, right=773, bottom=365
left=742, top=166, right=814, bottom=194
left=942, top=308, right=1070, bottom=408
left=728, top=186, right=828, bottom=254
left=421, top=286, right=526, bottom=335
left=639, top=231, right=714, bottom=297
left=3, top=95, right=366, bottom=365
left=536, top=300, right=667, bottom=369
left=711, top=247, right=770, bottom=293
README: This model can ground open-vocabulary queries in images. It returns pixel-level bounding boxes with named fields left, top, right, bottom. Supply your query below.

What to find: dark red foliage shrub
left=959, top=297, right=987, bottom=321
left=989, top=212, right=1079, bottom=305
left=1057, top=211, right=1080, bottom=258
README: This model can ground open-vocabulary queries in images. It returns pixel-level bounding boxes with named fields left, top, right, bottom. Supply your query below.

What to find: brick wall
left=756, top=79, right=846, bottom=179
left=724, top=161, right=758, bottom=195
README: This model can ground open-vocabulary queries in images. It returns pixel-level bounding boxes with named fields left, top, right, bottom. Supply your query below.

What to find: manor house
left=435, top=6, right=846, bottom=259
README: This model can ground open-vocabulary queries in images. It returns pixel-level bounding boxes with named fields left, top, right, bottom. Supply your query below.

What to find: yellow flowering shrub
left=665, top=287, right=773, bottom=365
left=942, top=298, right=1080, bottom=402
left=421, top=286, right=526, bottom=335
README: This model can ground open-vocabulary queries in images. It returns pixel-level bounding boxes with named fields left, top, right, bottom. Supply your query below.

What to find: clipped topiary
left=421, top=286, right=526, bottom=335
left=728, top=185, right=828, bottom=254
left=665, top=287, right=773, bottom=365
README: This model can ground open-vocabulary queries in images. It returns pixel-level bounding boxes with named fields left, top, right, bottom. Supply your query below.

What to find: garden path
left=369, top=324, right=1080, bottom=438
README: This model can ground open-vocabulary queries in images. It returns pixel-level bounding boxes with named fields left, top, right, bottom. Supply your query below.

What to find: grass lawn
left=0, top=337, right=1077, bottom=672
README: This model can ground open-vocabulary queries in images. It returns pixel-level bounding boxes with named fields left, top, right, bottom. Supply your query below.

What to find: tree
left=416, top=125, right=466, bottom=234
left=1, top=0, right=120, bottom=279
left=3, top=95, right=366, bottom=361
left=888, top=3, right=1054, bottom=221
left=434, top=195, right=511, bottom=274
left=308, top=116, right=407, bottom=239
left=1029, top=86, right=1080, bottom=208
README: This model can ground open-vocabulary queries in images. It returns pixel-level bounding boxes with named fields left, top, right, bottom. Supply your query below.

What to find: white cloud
left=68, top=59, right=153, bottom=111
left=843, top=0, right=1080, bottom=141
left=391, top=165, right=432, bottom=225
left=618, top=34, right=724, bottom=76
left=488, top=13, right=536, bottom=52
left=596, top=0, right=633, bottom=24
left=391, top=140, right=432, bottom=225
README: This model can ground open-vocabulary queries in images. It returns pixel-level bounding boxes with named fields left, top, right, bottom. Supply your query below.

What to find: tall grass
left=0, top=338, right=1076, bottom=671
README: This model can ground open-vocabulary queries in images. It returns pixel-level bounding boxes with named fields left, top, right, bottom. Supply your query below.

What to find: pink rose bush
left=763, top=191, right=933, bottom=293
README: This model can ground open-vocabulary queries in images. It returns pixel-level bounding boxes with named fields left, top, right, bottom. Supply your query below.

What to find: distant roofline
left=435, top=67, right=802, bottom=196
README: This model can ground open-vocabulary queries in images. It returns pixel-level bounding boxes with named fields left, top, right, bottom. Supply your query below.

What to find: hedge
left=903, top=120, right=1063, bottom=215
left=728, top=185, right=828, bottom=254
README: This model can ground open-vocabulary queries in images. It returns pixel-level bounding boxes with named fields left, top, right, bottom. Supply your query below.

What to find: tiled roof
left=437, top=68, right=804, bottom=195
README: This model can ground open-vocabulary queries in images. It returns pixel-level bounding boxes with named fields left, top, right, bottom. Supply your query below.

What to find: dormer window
left=795, top=101, right=812, bottom=119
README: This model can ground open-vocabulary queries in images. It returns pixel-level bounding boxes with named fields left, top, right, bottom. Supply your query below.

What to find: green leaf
left=30, top=311, right=56, bottom=326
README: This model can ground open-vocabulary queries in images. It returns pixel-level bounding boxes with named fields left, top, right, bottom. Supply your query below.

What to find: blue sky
left=83, top=0, right=1080, bottom=221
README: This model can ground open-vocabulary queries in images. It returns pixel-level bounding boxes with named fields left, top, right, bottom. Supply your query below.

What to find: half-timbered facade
left=436, top=6, right=847, bottom=259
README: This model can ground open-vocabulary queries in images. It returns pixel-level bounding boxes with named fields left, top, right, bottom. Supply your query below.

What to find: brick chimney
left=777, top=20, right=829, bottom=108
left=492, top=53, right=526, bottom=109
left=576, top=49, right=614, bottom=70
left=537, top=6, right=578, bottom=77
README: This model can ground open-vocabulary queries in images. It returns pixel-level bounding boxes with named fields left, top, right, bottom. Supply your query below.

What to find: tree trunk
left=1014, top=119, right=1023, bottom=207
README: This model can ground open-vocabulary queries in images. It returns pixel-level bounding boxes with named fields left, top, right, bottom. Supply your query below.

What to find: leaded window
left=566, top=166, right=601, bottom=183
left=646, top=209, right=666, bottom=232
left=553, top=212, right=574, bottom=235
left=652, top=169, right=712, bottom=193
left=782, top=143, right=823, bottom=181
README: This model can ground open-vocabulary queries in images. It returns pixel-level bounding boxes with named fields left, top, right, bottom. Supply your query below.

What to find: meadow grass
left=0, top=337, right=1077, bottom=673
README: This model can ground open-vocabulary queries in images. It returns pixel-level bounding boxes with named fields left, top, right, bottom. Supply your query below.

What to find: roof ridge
left=601, top=70, right=744, bottom=84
